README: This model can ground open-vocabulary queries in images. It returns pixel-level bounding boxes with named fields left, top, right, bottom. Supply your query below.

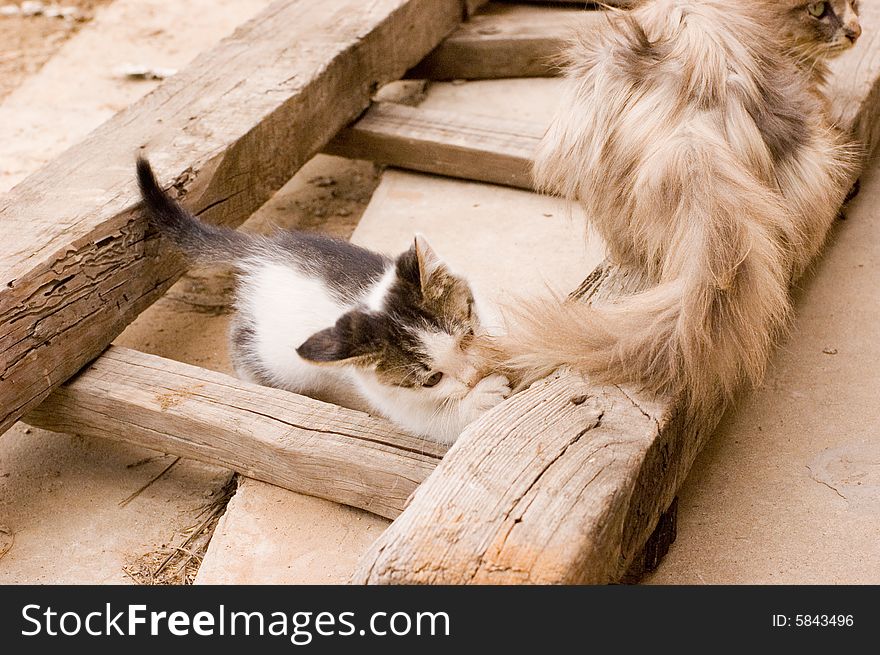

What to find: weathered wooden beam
left=24, top=347, right=445, bottom=520
left=0, top=0, right=478, bottom=438
left=325, top=102, right=542, bottom=189
left=352, top=5, right=880, bottom=584
left=410, top=3, right=590, bottom=80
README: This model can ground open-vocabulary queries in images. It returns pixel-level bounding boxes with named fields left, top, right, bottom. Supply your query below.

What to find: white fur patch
left=417, top=330, right=459, bottom=369
left=365, top=266, right=396, bottom=312
left=416, top=328, right=480, bottom=390
left=237, top=261, right=348, bottom=393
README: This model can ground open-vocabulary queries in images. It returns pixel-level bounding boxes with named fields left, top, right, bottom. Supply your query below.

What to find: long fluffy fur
left=503, top=0, right=857, bottom=406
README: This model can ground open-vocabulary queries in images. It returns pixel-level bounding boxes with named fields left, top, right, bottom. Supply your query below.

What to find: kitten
left=501, top=0, right=859, bottom=408
left=136, top=158, right=510, bottom=444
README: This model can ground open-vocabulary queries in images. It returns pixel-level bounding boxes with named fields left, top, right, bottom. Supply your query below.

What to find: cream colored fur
left=503, top=0, right=858, bottom=407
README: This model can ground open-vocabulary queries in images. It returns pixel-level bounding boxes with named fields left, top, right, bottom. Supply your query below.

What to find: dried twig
left=118, top=457, right=180, bottom=507
left=123, top=476, right=236, bottom=585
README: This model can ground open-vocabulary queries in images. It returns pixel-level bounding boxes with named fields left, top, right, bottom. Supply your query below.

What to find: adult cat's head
left=297, top=235, right=495, bottom=402
left=781, top=1, right=861, bottom=60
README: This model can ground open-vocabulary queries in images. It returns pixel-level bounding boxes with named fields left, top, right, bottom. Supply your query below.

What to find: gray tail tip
left=135, top=155, right=159, bottom=195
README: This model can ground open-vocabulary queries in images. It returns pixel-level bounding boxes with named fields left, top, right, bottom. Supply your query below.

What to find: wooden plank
left=24, top=346, right=446, bottom=520
left=352, top=5, right=880, bottom=583
left=325, top=102, right=542, bottom=189
left=0, top=0, right=474, bottom=438
left=410, top=3, right=589, bottom=79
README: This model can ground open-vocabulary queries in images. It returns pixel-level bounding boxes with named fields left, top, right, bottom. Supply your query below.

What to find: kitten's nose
left=845, top=23, right=862, bottom=43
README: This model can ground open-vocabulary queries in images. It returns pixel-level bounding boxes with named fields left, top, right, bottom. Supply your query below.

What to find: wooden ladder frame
left=4, top=0, right=880, bottom=584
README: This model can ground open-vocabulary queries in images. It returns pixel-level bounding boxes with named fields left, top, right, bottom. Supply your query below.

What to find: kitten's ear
left=413, top=233, right=444, bottom=294
left=296, top=327, right=351, bottom=364
left=296, top=312, right=381, bottom=366
left=396, top=234, right=449, bottom=296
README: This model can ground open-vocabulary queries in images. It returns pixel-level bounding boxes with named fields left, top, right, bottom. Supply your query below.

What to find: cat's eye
left=423, top=371, right=443, bottom=388
left=808, top=2, right=827, bottom=18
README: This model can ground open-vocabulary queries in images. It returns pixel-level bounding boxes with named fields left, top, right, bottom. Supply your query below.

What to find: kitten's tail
left=501, top=168, right=792, bottom=408
left=136, top=157, right=254, bottom=266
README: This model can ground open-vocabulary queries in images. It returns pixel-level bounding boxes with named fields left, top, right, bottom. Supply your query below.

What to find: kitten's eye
left=423, top=371, right=443, bottom=388
left=808, top=1, right=827, bottom=18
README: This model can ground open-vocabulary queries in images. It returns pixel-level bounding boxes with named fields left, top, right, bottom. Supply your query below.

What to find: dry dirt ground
left=0, top=1, right=109, bottom=101
left=1, top=1, right=877, bottom=585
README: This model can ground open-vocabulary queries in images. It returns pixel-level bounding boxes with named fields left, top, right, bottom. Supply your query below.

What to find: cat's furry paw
left=468, top=374, right=511, bottom=415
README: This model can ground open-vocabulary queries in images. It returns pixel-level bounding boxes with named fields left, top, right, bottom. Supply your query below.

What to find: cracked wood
left=0, top=0, right=481, bottom=437
left=351, top=4, right=880, bottom=583
left=25, top=346, right=446, bottom=520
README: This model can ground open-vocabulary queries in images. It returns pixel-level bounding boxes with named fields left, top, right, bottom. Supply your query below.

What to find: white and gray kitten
left=137, top=158, right=509, bottom=444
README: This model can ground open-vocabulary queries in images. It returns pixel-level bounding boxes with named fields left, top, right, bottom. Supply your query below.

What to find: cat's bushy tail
left=501, top=157, right=792, bottom=408
left=137, top=157, right=254, bottom=266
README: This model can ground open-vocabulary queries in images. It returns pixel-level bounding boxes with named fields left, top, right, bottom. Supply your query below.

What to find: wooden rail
left=326, top=102, right=541, bottom=189
left=410, top=3, right=588, bottom=79
left=20, top=341, right=675, bottom=580
left=25, top=347, right=444, bottom=520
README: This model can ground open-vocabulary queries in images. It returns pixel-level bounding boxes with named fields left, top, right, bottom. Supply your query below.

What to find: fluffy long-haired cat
left=137, top=158, right=510, bottom=444
left=502, top=0, right=860, bottom=407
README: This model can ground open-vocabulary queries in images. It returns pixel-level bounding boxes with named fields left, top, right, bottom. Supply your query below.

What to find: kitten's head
left=782, top=1, right=861, bottom=61
left=296, top=235, right=493, bottom=401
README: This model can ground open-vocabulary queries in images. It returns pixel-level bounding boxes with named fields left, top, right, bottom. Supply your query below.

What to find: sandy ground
left=0, top=1, right=109, bottom=102
left=647, top=164, right=880, bottom=584
left=0, top=0, right=877, bottom=584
